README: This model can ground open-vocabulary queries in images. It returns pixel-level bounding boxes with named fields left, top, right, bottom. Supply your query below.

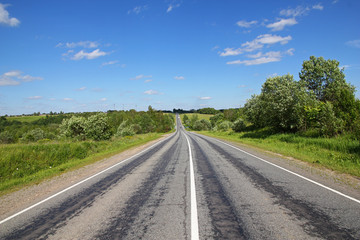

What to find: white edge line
left=183, top=132, right=200, bottom=240
left=192, top=132, right=360, bottom=205
left=0, top=130, right=177, bottom=225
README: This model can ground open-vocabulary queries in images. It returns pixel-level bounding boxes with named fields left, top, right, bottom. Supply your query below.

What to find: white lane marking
left=183, top=132, right=200, bottom=240
left=192, top=132, right=360, bottom=205
left=0, top=130, right=177, bottom=225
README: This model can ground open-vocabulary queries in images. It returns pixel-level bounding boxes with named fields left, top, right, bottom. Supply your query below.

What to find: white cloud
left=144, top=79, right=153, bottom=83
left=71, top=49, right=108, bottom=60
left=267, top=18, right=297, bottom=31
left=280, top=6, right=310, bottom=17
left=63, top=98, right=73, bottom=101
left=174, top=76, right=185, bottom=80
left=0, top=3, right=20, bottom=27
left=0, top=70, right=43, bottom=86
left=144, top=90, right=160, bottom=95
left=312, top=4, right=324, bottom=10
left=100, top=98, right=107, bottom=102
left=220, top=34, right=292, bottom=56
left=199, top=97, right=212, bottom=100
left=236, top=20, right=257, bottom=28
left=128, top=5, right=148, bottom=14
left=101, top=60, right=119, bottom=66
left=226, top=49, right=294, bottom=66
left=27, top=96, right=42, bottom=100
left=130, top=74, right=152, bottom=80
left=167, top=3, right=181, bottom=13
left=346, top=39, right=360, bottom=48
left=76, top=87, right=86, bottom=91
left=56, top=41, right=99, bottom=48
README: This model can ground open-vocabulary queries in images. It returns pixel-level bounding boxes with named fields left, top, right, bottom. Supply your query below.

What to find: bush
left=318, top=102, right=344, bottom=137
left=21, top=128, right=45, bottom=142
left=0, top=131, right=15, bottom=144
left=216, top=121, right=233, bottom=132
left=232, top=118, right=246, bottom=132
left=193, top=119, right=211, bottom=131
left=59, top=116, right=86, bottom=140
left=85, top=113, right=112, bottom=141
left=116, top=120, right=135, bottom=137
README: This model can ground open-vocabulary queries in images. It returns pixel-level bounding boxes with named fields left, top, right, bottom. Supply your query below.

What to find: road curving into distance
left=1, top=114, right=359, bottom=239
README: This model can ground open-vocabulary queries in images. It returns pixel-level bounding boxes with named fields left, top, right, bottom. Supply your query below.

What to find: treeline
left=0, top=106, right=174, bottom=144
left=185, top=56, right=360, bottom=139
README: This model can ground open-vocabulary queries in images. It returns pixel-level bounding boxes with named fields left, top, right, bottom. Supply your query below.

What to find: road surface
left=1, top=115, right=359, bottom=239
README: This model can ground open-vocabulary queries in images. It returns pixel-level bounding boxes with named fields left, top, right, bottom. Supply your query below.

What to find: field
left=198, top=130, right=360, bottom=177
left=180, top=113, right=213, bottom=121
left=6, top=115, right=47, bottom=123
left=0, top=133, right=163, bottom=195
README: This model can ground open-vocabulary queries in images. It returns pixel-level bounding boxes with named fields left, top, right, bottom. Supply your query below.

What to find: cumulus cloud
left=130, top=74, right=152, bottom=80
left=266, top=18, right=297, bottom=31
left=56, top=41, right=99, bottom=48
left=0, top=70, right=43, bottom=86
left=280, top=6, right=310, bottom=17
left=128, top=5, right=148, bottom=14
left=27, top=96, right=42, bottom=100
left=199, top=96, right=212, bottom=100
left=226, top=49, right=294, bottom=66
left=101, top=60, right=119, bottom=66
left=76, top=87, right=86, bottom=91
left=167, top=1, right=181, bottom=13
left=71, top=49, right=108, bottom=60
left=144, top=90, right=160, bottom=95
left=346, top=39, right=360, bottom=48
left=174, top=76, right=185, bottom=80
left=236, top=20, right=257, bottom=28
left=312, top=4, right=324, bottom=10
left=220, top=34, right=292, bottom=56
left=0, top=3, right=20, bottom=27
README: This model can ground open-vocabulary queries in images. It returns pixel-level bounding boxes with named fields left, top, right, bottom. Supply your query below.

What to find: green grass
left=6, top=115, right=46, bottom=123
left=0, top=133, right=163, bottom=195
left=198, top=130, right=360, bottom=177
left=180, top=113, right=214, bottom=121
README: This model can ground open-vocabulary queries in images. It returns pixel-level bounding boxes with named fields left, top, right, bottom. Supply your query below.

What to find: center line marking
left=184, top=132, right=200, bottom=240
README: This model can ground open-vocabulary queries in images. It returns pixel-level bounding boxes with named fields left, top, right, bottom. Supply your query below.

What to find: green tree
left=244, top=74, right=315, bottom=131
left=299, top=56, right=357, bottom=129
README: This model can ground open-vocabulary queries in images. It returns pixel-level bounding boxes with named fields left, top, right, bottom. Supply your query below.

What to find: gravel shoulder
left=0, top=134, right=170, bottom=222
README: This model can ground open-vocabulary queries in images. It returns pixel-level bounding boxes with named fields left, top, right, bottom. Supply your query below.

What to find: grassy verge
left=0, top=133, right=163, bottom=195
left=197, top=130, right=360, bottom=177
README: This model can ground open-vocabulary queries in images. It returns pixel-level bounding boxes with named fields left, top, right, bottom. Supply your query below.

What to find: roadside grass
left=6, top=115, right=46, bottom=123
left=198, top=130, right=360, bottom=177
left=0, top=133, right=163, bottom=195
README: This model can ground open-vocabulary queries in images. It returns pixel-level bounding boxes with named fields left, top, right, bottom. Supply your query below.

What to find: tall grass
left=0, top=133, right=162, bottom=194
left=199, top=130, right=360, bottom=177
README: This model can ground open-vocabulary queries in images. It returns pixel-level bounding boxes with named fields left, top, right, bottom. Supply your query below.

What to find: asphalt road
left=1, top=115, right=359, bottom=239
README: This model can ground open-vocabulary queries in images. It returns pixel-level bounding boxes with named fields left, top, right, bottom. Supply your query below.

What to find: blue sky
left=0, top=0, right=359, bottom=115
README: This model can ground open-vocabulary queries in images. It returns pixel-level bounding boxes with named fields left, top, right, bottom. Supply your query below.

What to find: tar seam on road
left=183, top=132, right=200, bottom=240
left=194, top=132, right=360, bottom=205
left=0, top=130, right=177, bottom=226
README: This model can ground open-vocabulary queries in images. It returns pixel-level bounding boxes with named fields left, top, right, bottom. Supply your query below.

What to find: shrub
left=21, top=128, right=45, bottom=142
left=193, top=119, right=211, bottom=131
left=116, top=120, right=135, bottom=137
left=59, top=116, right=86, bottom=140
left=217, top=121, right=233, bottom=132
left=233, top=118, right=246, bottom=132
left=0, top=131, right=15, bottom=144
left=85, top=113, right=112, bottom=141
